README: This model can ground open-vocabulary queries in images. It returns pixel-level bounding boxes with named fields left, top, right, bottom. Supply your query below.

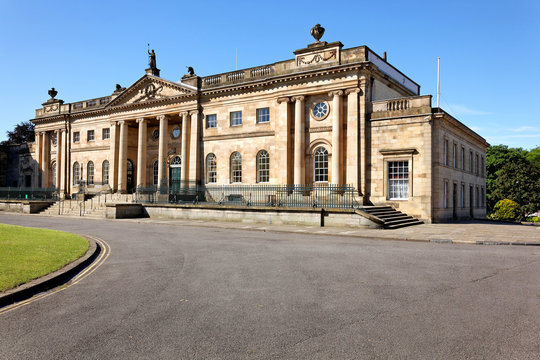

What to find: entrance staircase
left=39, top=193, right=134, bottom=218
left=362, top=205, right=423, bottom=229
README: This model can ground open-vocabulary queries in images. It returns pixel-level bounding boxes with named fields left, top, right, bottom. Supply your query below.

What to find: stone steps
left=362, top=205, right=423, bottom=229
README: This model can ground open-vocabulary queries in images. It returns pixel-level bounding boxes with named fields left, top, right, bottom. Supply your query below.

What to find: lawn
left=0, top=224, right=89, bottom=292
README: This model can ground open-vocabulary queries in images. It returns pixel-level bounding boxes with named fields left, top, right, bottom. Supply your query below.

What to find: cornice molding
left=203, top=130, right=274, bottom=142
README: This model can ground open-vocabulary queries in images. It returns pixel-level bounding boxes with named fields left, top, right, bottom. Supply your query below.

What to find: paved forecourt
left=0, top=213, right=539, bottom=359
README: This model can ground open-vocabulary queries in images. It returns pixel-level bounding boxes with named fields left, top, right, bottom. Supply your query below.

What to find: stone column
left=180, top=111, right=190, bottom=188
left=34, top=132, right=41, bottom=187
left=136, top=118, right=147, bottom=189
left=359, top=76, right=369, bottom=203
left=330, top=90, right=343, bottom=185
left=60, top=129, right=67, bottom=196
left=55, top=129, right=61, bottom=190
left=42, top=132, right=49, bottom=188
left=188, top=109, right=200, bottom=185
left=109, top=122, right=118, bottom=192
left=117, top=120, right=128, bottom=193
left=157, top=114, right=169, bottom=190
left=345, top=88, right=360, bottom=191
left=293, top=96, right=305, bottom=185
left=276, top=97, right=291, bottom=185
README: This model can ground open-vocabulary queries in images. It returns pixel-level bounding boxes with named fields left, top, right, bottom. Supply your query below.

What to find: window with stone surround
left=153, top=160, right=159, bottom=186
left=230, top=111, right=242, bottom=126
left=102, top=160, right=109, bottom=185
left=453, top=143, right=457, bottom=168
left=256, top=150, right=269, bottom=183
left=469, top=150, right=473, bottom=172
left=461, top=147, right=465, bottom=170
left=256, top=108, right=270, bottom=124
left=87, top=130, right=95, bottom=142
left=73, top=162, right=80, bottom=185
left=87, top=161, right=94, bottom=185
left=461, top=183, right=465, bottom=208
left=206, top=153, right=217, bottom=183
left=102, top=128, right=110, bottom=140
left=230, top=152, right=242, bottom=183
left=444, top=181, right=448, bottom=209
left=73, top=132, right=80, bottom=143
left=206, top=114, right=217, bottom=128
left=314, top=147, right=329, bottom=183
left=387, top=161, right=409, bottom=200
left=443, top=139, right=449, bottom=166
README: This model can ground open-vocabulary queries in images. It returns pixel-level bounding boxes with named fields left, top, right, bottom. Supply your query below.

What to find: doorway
left=169, top=156, right=181, bottom=193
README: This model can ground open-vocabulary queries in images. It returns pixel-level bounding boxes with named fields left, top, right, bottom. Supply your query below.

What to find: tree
left=1, top=121, right=35, bottom=145
left=490, top=199, right=520, bottom=221
left=487, top=145, right=540, bottom=217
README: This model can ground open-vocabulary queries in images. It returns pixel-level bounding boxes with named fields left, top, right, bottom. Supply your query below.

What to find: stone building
left=30, top=25, right=488, bottom=222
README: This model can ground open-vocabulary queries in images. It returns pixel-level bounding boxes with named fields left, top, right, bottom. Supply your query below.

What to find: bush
left=490, top=199, right=521, bottom=221
left=525, top=216, right=540, bottom=223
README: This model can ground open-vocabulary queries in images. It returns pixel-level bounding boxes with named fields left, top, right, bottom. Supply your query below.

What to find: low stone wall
left=0, top=200, right=54, bottom=214
left=142, top=204, right=381, bottom=228
left=105, top=203, right=144, bottom=219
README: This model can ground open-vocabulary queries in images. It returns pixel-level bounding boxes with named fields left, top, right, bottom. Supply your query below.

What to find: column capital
left=117, top=120, right=126, bottom=126
left=277, top=96, right=290, bottom=104
left=136, top=117, right=146, bottom=124
left=345, top=88, right=361, bottom=95
left=179, top=111, right=189, bottom=118
left=292, top=95, right=305, bottom=102
left=188, top=109, right=199, bottom=116
left=157, top=114, right=169, bottom=121
left=328, top=90, right=344, bottom=97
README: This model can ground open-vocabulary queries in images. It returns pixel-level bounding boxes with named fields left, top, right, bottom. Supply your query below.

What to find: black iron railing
left=138, top=183, right=358, bottom=209
left=0, top=187, right=59, bottom=201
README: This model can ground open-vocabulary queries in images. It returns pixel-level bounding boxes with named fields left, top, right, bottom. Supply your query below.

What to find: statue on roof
left=187, top=66, right=195, bottom=75
left=148, top=48, right=157, bottom=69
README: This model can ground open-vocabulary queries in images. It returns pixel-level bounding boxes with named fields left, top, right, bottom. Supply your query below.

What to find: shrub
left=490, top=199, right=521, bottom=221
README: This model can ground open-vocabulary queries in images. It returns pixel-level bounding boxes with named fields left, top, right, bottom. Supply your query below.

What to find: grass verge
left=0, top=224, right=89, bottom=292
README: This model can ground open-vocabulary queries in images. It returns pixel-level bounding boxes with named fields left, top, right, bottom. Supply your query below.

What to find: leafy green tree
left=487, top=145, right=540, bottom=217
left=1, top=121, right=35, bottom=145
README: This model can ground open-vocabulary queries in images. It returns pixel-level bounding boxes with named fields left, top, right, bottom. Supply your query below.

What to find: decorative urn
left=310, top=24, right=325, bottom=42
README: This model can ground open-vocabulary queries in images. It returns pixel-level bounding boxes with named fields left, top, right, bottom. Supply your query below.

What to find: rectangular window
left=73, top=132, right=80, bottom=143
left=387, top=161, right=409, bottom=200
left=469, top=151, right=473, bottom=172
left=102, top=128, right=110, bottom=140
left=444, top=181, right=448, bottom=209
left=73, top=103, right=83, bottom=110
left=86, top=100, right=97, bottom=107
left=444, top=139, right=448, bottom=166
left=461, top=147, right=465, bottom=170
left=230, top=111, right=242, bottom=126
left=461, top=184, right=465, bottom=208
left=481, top=156, right=485, bottom=177
left=256, top=108, right=270, bottom=123
left=99, top=97, right=110, bottom=105
left=475, top=154, right=479, bottom=175
left=476, top=187, right=480, bottom=208
left=206, top=114, right=217, bottom=128
left=453, top=143, right=457, bottom=168
left=87, top=130, right=95, bottom=141
left=481, top=187, right=485, bottom=207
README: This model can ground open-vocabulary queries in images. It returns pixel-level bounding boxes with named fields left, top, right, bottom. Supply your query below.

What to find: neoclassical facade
left=31, top=26, right=488, bottom=222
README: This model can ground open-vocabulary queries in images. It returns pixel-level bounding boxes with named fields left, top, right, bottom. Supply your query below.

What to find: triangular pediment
left=106, top=75, right=197, bottom=107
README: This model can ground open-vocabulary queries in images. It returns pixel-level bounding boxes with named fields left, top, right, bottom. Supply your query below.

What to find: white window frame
left=87, top=161, right=94, bottom=185
left=102, top=128, right=110, bottom=140
left=206, top=153, right=217, bottom=183
left=387, top=161, right=409, bottom=200
left=87, top=130, right=95, bottom=142
left=73, top=132, right=80, bottom=143
left=256, top=108, right=270, bottom=124
left=230, top=152, right=242, bottom=183
left=230, top=111, right=242, bottom=127
left=206, top=114, right=217, bottom=129
left=313, top=146, right=329, bottom=183
left=102, top=160, right=109, bottom=185
left=256, top=150, right=270, bottom=183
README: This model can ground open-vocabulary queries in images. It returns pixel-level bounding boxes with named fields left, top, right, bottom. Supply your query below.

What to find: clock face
left=313, top=101, right=329, bottom=120
left=172, top=126, right=180, bottom=139
left=152, top=129, right=159, bottom=141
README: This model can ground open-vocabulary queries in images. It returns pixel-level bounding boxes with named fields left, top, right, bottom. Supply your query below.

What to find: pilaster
left=34, top=132, right=41, bottom=188
left=117, top=120, right=128, bottom=193
left=136, top=118, right=147, bottom=189
left=345, top=87, right=361, bottom=191
left=42, top=132, right=49, bottom=188
left=180, top=111, right=190, bottom=187
left=109, top=122, right=118, bottom=192
left=188, top=109, right=200, bottom=185
left=293, top=96, right=305, bottom=185
left=329, top=90, right=343, bottom=185
left=60, top=129, right=66, bottom=196
left=157, top=114, right=169, bottom=190
left=276, top=97, right=292, bottom=184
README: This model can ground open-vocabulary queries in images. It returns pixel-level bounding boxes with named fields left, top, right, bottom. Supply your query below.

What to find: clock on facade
left=172, top=126, right=180, bottom=139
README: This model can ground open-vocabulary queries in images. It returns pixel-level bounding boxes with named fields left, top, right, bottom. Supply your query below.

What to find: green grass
left=0, top=224, right=89, bottom=292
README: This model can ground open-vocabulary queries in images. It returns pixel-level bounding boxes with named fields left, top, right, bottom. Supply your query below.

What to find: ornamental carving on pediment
left=133, top=83, right=164, bottom=103
left=44, top=104, right=59, bottom=113
left=297, top=49, right=337, bottom=66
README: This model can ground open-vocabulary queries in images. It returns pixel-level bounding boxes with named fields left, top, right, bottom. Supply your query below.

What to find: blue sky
left=1, top=0, right=538, bottom=149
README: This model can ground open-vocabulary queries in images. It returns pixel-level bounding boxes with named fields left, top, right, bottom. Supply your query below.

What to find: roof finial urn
left=48, top=87, right=57, bottom=99
left=310, top=24, right=325, bottom=42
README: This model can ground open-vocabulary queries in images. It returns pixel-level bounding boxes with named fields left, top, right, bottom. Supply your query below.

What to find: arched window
left=73, top=162, right=80, bottom=185
left=87, top=161, right=94, bottom=185
left=50, top=161, right=56, bottom=188
left=206, top=153, right=217, bottom=183
left=314, top=146, right=328, bottom=183
left=171, top=156, right=182, bottom=167
left=153, top=160, right=159, bottom=186
left=230, top=152, right=242, bottom=183
left=256, top=150, right=269, bottom=183
left=102, top=160, right=109, bottom=185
